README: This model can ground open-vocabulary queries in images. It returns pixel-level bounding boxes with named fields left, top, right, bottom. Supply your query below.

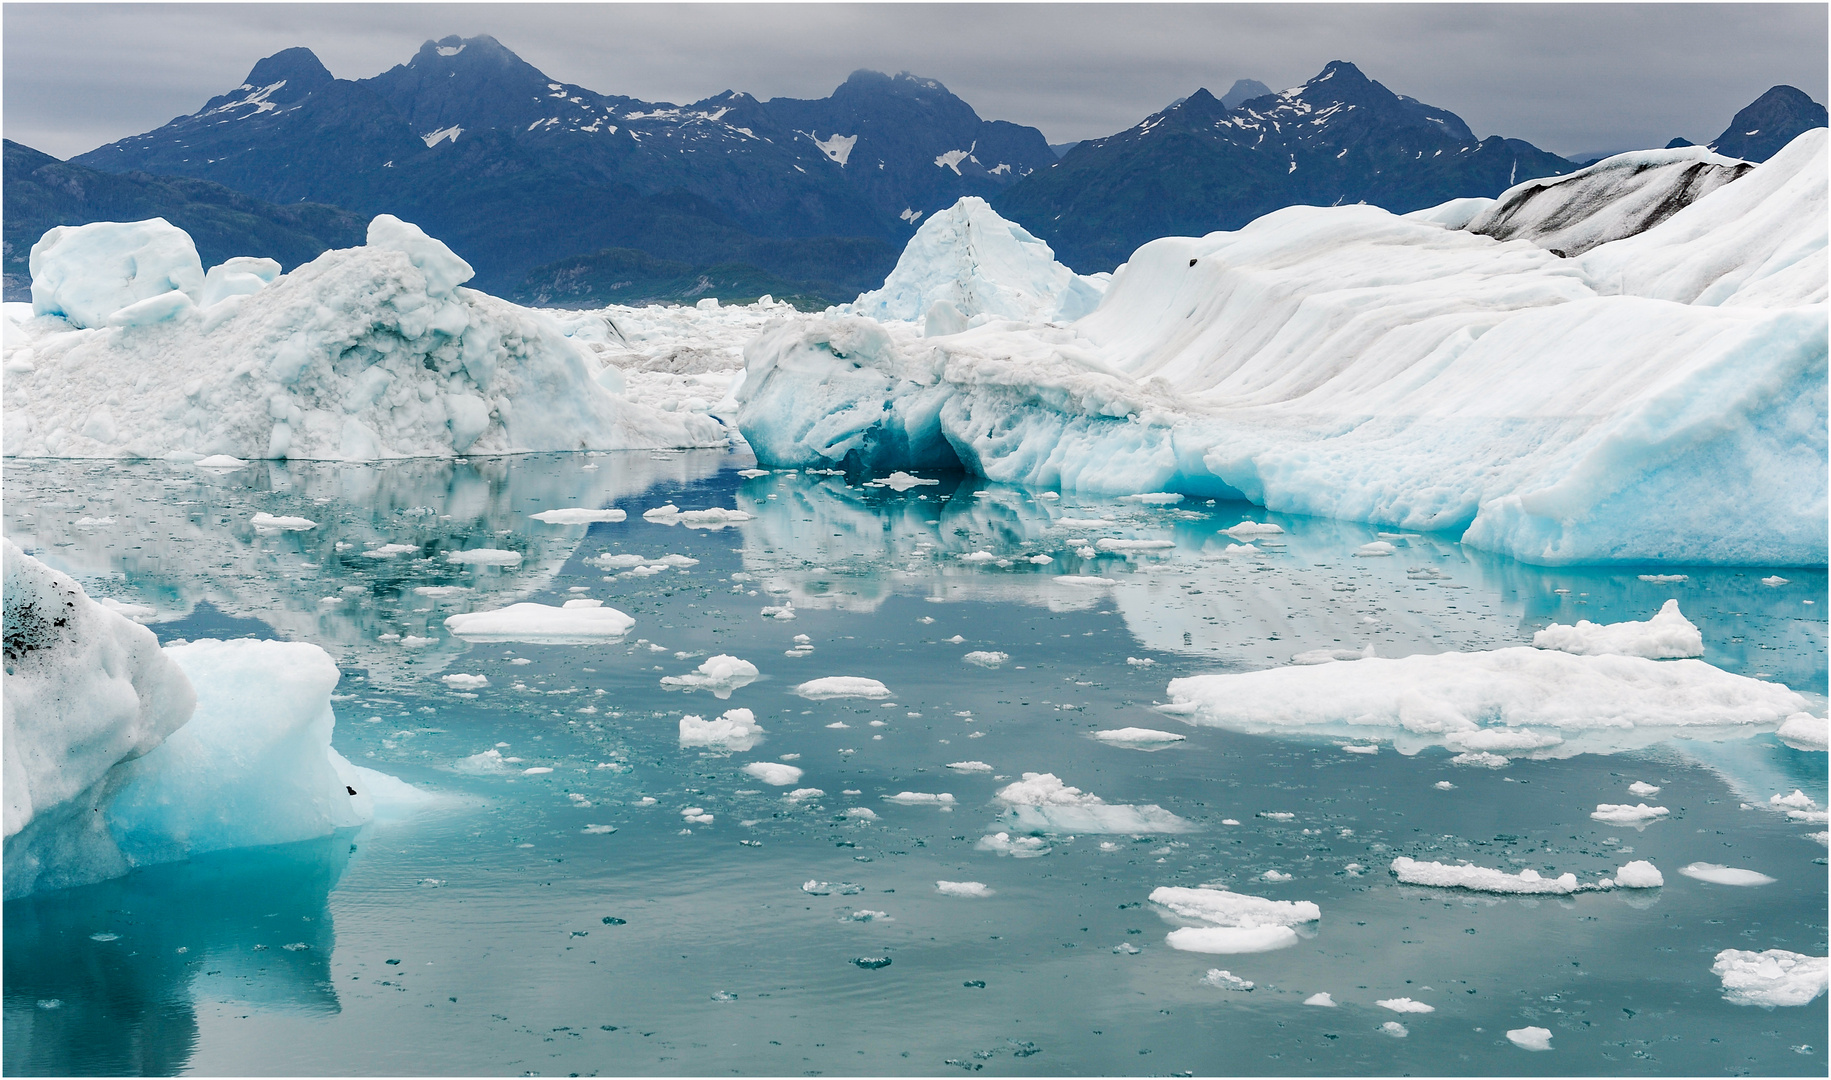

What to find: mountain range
left=12, top=35, right=1825, bottom=302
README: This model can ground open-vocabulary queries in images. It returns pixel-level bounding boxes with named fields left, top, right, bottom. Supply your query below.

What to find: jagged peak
left=839, top=69, right=955, bottom=97
left=242, top=47, right=333, bottom=93
left=410, top=34, right=518, bottom=64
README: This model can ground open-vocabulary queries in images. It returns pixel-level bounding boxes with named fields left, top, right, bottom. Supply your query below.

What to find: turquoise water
left=4, top=454, right=1825, bottom=1076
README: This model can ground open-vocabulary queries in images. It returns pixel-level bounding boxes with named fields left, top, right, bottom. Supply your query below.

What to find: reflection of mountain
left=1, top=835, right=349, bottom=1076
left=3, top=453, right=726, bottom=686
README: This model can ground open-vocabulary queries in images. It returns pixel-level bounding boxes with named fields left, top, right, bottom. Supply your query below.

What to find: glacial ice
left=794, top=676, right=891, bottom=699
left=1532, top=599, right=1704, bottom=658
left=993, top=771, right=1194, bottom=833
left=659, top=654, right=759, bottom=698
left=847, top=197, right=1107, bottom=327
left=1389, top=857, right=1581, bottom=894
left=1775, top=711, right=1829, bottom=751
left=29, top=218, right=205, bottom=329
left=1710, top=948, right=1829, bottom=1007
left=1092, top=727, right=1187, bottom=748
left=1678, top=862, right=1776, bottom=886
left=6, top=216, right=726, bottom=460
left=1163, top=647, right=1809, bottom=759
left=1149, top=884, right=1318, bottom=954
left=935, top=880, right=992, bottom=897
left=444, top=599, right=635, bottom=642
left=1506, top=1027, right=1554, bottom=1051
left=742, top=761, right=803, bottom=786
left=736, top=130, right=1828, bottom=566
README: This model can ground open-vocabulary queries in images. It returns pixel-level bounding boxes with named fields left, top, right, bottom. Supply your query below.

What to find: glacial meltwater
left=4, top=452, right=1825, bottom=1076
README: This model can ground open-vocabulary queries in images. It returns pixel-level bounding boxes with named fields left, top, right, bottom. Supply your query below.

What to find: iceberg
left=1710, top=949, right=1828, bottom=1007
left=659, top=654, right=759, bottom=698
left=993, top=771, right=1193, bottom=833
left=1149, top=884, right=1319, bottom=955
left=1163, top=646, right=1808, bottom=759
left=1532, top=599, right=1704, bottom=658
left=736, top=130, right=1827, bottom=567
left=6, top=215, right=726, bottom=460
left=848, top=197, right=1108, bottom=328
left=678, top=708, right=764, bottom=750
left=443, top=598, right=635, bottom=642
left=29, top=218, right=205, bottom=329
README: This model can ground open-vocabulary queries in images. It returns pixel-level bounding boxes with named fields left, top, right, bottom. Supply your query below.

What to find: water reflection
left=2, top=836, right=350, bottom=1077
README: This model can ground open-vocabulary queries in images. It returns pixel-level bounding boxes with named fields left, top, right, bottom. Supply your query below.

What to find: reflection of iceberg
left=3, top=452, right=724, bottom=686
left=2, top=835, right=352, bottom=1076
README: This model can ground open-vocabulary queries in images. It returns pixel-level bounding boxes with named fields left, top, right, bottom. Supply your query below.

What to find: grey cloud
left=5, top=3, right=1826, bottom=160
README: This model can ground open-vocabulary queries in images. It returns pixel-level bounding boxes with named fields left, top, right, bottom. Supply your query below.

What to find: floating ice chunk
left=1167, top=925, right=1301, bottom=954
left=1148, top=885, right=1320, bottom=944
left=946, top=761, right=993, bottom=772
left=1093, top=727, right=1186, bottom=748
left=441, top=674, right=489, bottom=689
left=1760, top=575, right=1790, bottom=587
left=785, top=787, right=824, bottom=801
left=844, top=807, right=877, bottom=820
left=1026, top=554, right=1054, bottom=564
left=30, top=218, right=204, bottom=328
left=681, top=807, right=713, bottom=824
left=678, top=708, right=764, bottom=750
left=651, top=553, right=698, bottom=567
left=1355, top=541, right=1396, bottom=557
left=1591, top=803, right=1669, bottom=825
left=1380, top=1022, right=1408, bottom=1038
left=744, top=762, right=803, bottom=786
left=1095, top=538, right=1174, bottom=551
left=794, top=677, right=891, bottom=699
left=760, top=601, right=797, bottom=620
left=250, top=512, right=317, bottom=531
left=582, top=824, right=617, bottom=835
left=1125, top=657, right=1156, bottom=666
left=1118, top=493, right=1182, bottom=505
left=955, top=551, right=997, bottom=563
left=642, top=504, right=753, bottom=528
left=976, top=831, right=1051, bottom=857
left=1389, top=857, right=1580, bottom=894
left=591, top=553, right=649, bottom=569
left=1055, top=575, right=1118, bottom=586
left=1303, top=992, right=1337, bottom=1007
left=872, top=472, right=940, bottom=491
left=963, top=651, right=1008, bottom=667
left=1776, top=712, right=1829, bottom=751
left=936, top=880, right=993, bottom=897
left=1260, top=870, right=1293, bottom=882
left=994, top=772, right=1193, bottom=833
left=447, top=548, right=523, bottom=566
left=883, top=792, right=956, bottom=806
left=660, top=655, right=759, bottom=698
left=414, top=586, right=468, bottom=598
left=1202, top=969, right=1255, bottom=991
left=194, top=455, right=247, bottom=469
left=1341, top=744, right=1379, bottom=755
left=801, top=879, right=860, bottom=896
left=1711, top=949, right=1828, bottom=1007
left=1223, top=522, right=1285, bottom=539
left=446, top=600, right=634, bottom=643
left=1377, top=998, right=1434, bottom=1014
left=1258, top=812, right=1294, bottom=821
left=1451, top=751, right=1510, bottom=768
left=455, top=749, right=510, bottom=773
left=1507, top=1026, right=1554, bottom=1051
left=1770, top=789, right=1817, bottom=810
left=529, top=508, right=627, bottom=524
left=1679, top=862, right=1775, bottom=886
left=1628, top=780, right=1661, bottom=796
left=363, top=544, right=417, bottom=558
left=1164, top=647, right=1807, bottom=759
left=1433, top=781, right=1456, bottom=790
left=522, top=767, right=553, bottom=776
left=1533, top=600, right=1703, bottom=658
left=1, top=540, right=195, bottom=898
left=1613, top=860, right=1664, bottom=888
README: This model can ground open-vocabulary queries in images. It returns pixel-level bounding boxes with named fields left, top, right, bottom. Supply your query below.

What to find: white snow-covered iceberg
left=848, top=197, right=1108, bottom=329
left=1162, top=646, right=1809, bottom=759
left=736, top=129, right=1828, bottom=567
left=5, top=215, right=727, bottom=460
left=1532, top=599, right=1704, bottom=658
left=3, top=540, right=418, bottom=898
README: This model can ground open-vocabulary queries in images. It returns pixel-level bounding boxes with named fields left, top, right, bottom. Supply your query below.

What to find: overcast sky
left=5, top=3, right=1826, bottom=160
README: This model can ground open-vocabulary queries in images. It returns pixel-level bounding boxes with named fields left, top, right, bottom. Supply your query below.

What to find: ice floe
left=1164, top=647, right=1809, bottom=759
left=1678, top=862, right=1776, bottom=886
left=642, top=504, right=753, bottom=528
left=1591, top=802, right=1670, bottom=825
left=1710, top=948, right=1828, bottom=1007
left=1506, top=1026, right=1554, bottom=1051
left=1532, top=599, right=1704, bottom=658
left=529, top=507, right=627, bottom=524
left=444, top=599, right=635, bottom=642
left=962, top=650, right=1009, bottom=666
left=251, top=512, right=317, bottom=531
left=935, top=880, right=993, bottom=897
left=1390, top=857, right=1581, bottom=894
left=678, top=709, right=764, bottom=751
left=1150, top=884, right=1320, bottom=955
left=742, top=762, right=803, bottom=786
left=1092, top=727, right=1187, bottom=749
left=660, top=654, right=759, bottom=698
left=882, top=792, right=956, bottom=806
left=1376, top=998, right=1434, bottom=1014
left=794, top=676, right=891, bottom=699
left=994, top=772, right=1194, bottom=833
left=1202, top=969, right=1254, bottom=991
left=976, top=831, right=1051, bottom=857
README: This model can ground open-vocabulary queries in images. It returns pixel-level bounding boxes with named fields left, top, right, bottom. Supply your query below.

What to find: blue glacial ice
left=737, top=130, right=1828, bottom=566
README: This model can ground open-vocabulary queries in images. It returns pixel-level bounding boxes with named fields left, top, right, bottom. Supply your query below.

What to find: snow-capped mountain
left=1707, top=84, right=1829, bottom=162
left=995, top=60, right=1580, bottom=271
left=72, top=35, right=1051, bottom=291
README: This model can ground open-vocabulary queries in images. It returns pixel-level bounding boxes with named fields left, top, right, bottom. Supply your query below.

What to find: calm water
left=4, top=453, right=1825, bottom=1077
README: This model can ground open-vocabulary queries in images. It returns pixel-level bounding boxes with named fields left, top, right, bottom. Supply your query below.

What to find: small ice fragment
left=875, top=472, right=939, bottom=491
left=1223, top=522, right=1284, bottom=539
left=743, top=762, right=803, bottom=786
left=1628, top=780, right=1661, bottom=796
left=251, top=512, right=317, bottom=531
left=1093, top=727, right=1185, bottom=747
left=582, top=824, right=617, bottom=835
left=363, top=543, right=418, bottom=558
left=1679, top=862, right=1775, bottom=886
left=1711, top=948, right=1828, bottom=1007
left=1591, top=803, right=1669, bottom=825
left=935, top=880, right=993, bottom=897
left=194, top=455, right=247, bottom=469
left=529, top=508, right=626, bottom=524
left=89, top=932, right=120, bottom=942
left=447, top=548, right=523, bottom=566
left=946, top=761, right=993, bottom=773
left=1125, top=657, right=1156, bottom=666
left=1761, top=575, right=1789, bottom=586
left=1507, top=1026, right=1553, bottom=1051
left=963, top=651, right=1008, bottom=667
left=660, top=654, right=760, bottom=698
left=793, top=676, right=890, bottom=699
left=1377, top=998, right=1434, bottom=1013
left=1303, top=992, right=1337, bottom=1007
left=1202, top=969, right=1254, bottom=991
left=522, top=767, right=553, bottom=775
left=442, top=673, right=489, bottom=689
left=1355, top=541, right=1396, bottom=557
left=1342, top=744, right=1378, bottom=755
left=1258, top=812, right=1294, bottom=821
left=1434, top=781, right=1456, bottom=790
left=882, top=792, right=956, bottom=806
left=1260, top=870, right=1292, bottom=882
left=844, top=807, right=877, bottom=820
left=1221, top=818, right=1241, bottom=826
left=785, top=787, right=824, bottom=801
left=1770, top=789, right=1817, bottom=810
left=1613, top=860, right=1663, bottom=888
left=1380, top=1022, right=1409, bottom=1037
left=737, top=469, right=769, bottom=478
left=1027, top=554, right=1054, bottom=564
left=1637, top=574, right=1688, bottom=583
left=1114, top=942, right=1141, bottom=954
left=826, top=721, right=849, bottom=729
